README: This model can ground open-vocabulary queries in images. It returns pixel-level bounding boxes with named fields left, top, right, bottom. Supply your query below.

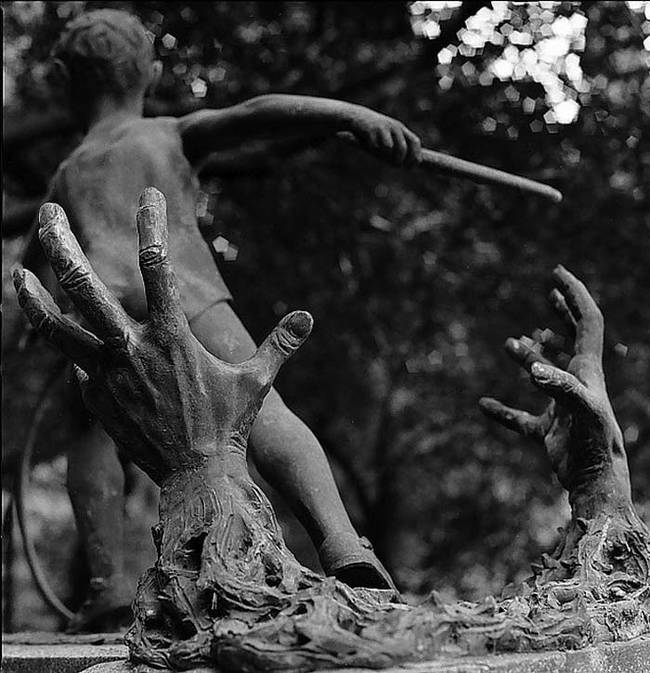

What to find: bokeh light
left=410, top=1, right=650, bottom=128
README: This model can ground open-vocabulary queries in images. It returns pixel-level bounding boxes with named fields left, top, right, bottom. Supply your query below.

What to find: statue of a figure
left=16, top=8, right=434, bottom=630
left=11, top=7, right=561, bottom=632
left=14, top=188, right=649, bottom=671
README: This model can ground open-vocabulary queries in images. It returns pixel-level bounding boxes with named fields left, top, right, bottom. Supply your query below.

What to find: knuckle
left=104, top=329, right=138, bottom=357
left=58, top=262, right=92, bottom=293
left=243, top=366, right=267, bottom=389
left=270, top=328, right=298, bottom=357
left=139, top=244, right=167, bottom=269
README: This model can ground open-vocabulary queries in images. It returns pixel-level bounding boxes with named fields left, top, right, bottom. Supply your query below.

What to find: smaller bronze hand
left=350, top=110, right=423, bottom=166
left=13, top=187, right=313, bottom=484
left=480, top=266, right=632, bottom=517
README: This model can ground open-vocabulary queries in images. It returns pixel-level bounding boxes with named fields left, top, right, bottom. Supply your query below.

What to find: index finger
left=552, top=266, right=603, bottom=358
left=136, top=188, right=185, bottom=333
left=38, top=203, right=134, bottom=342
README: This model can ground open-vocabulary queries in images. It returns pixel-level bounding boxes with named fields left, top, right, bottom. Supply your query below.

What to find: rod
left=420, top=148, right=563, bottom=203
left=337, top=132, right=563, bottom=202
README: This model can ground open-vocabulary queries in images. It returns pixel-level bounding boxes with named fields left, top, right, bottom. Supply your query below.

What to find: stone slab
left=1, top=633, right=127, bottom=673
left=3, top=634, right=649, bottom=673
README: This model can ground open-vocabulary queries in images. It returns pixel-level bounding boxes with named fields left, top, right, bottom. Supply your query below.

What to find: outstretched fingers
left=245, top=311, right=313, bottom=389
left=529, top=362, right=600, bottom=416
left=479, top=397, right=546, bottom=440
left=549, top=288, right=577, bottom=335
left=552, top=265, right=603, bottom=358
left=38, top=203, right=133, bottom=342
left=136, top=188, right=185, bottom=332
left=13, top=267, right=103, bottom=371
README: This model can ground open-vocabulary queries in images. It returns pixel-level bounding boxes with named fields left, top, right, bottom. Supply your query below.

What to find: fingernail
left=138, top=186, right=165, bottom=210
left=38, top=203, right=64, bottom=229
left=285, top=311, right=313, bottom=339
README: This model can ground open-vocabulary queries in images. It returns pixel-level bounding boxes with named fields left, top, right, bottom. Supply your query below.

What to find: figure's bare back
left=50, top=117, right=225, bottom=321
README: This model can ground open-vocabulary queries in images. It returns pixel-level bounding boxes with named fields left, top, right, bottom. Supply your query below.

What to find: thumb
left=245, top=311, right=313, bottom=389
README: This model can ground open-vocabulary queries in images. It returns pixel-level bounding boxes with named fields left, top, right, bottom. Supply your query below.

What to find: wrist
left=340, top=103, right=370, bottom=133
left=158, top=440, right=248, bottom=499
left=568, top=456, right=633, bottom=520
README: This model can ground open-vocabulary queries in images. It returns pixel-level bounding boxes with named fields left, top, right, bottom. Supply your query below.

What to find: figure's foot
left=66, top=576, right=133, bottom=634
left=319, top=533, right=399, bottom=593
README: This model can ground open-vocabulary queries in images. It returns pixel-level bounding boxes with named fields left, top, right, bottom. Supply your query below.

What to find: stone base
left=1, top=632, right=127, bottom=673
left=3, top=634, right=649, bottom=673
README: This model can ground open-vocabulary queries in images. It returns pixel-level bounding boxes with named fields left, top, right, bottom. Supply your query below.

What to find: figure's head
left=52, top=9, right=155, bottom=121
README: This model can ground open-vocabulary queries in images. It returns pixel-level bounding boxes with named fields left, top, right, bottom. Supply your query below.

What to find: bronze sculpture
left=14, top=188, right=649, bottom=671
left=10, top=8, right=566, bottom=631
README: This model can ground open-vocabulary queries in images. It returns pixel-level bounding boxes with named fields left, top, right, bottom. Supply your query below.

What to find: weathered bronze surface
left=7, top=8, right=570, bottom=632
left=14, top=189, right=649, bottom=671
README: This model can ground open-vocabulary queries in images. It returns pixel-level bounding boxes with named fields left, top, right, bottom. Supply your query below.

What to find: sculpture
left=7, top=8, right=566, bottom=630
left=13, top=188, right=649, bottom=671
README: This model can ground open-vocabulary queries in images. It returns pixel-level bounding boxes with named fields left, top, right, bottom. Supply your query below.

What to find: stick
left=337, top=132, right=563, bottom=202
left=420, top=148, right=563, bottom=203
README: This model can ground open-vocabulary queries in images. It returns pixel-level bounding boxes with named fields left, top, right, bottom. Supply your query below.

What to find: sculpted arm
left=480, top=269, right=649, bottom=599
left=178, top=94, right=422, bottom=166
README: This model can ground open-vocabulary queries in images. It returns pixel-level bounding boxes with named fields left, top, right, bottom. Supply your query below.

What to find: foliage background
left=2, top=0, right=649, bottom=630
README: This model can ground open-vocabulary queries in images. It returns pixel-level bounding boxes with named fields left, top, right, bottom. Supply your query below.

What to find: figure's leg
left=190, top=302, right=396, bottom=590
left=66, top=417, right=133, bottom=632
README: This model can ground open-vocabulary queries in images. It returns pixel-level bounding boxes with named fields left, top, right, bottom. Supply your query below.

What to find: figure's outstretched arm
left=178, top=94, right=422, bottom=166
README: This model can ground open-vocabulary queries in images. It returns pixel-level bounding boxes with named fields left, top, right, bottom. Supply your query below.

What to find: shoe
left=318, top=532, right=399, bottom=594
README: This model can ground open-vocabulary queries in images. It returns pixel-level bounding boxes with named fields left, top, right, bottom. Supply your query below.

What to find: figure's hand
left=479, top=267, right=631, bottom=511
left=348, top=110, right=422, bottom=166
left=13, top=188, right=312, bottom=484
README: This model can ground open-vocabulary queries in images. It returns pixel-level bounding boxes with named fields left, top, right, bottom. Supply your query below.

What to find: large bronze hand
left=13, top=188, right=312, bottom=485
left=479, top=267, right=632, bottom=517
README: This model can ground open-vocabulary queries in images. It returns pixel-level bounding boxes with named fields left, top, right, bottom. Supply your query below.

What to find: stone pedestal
left=2, top=634, right=649, bottom=673
left=1, top=633, right=127, bottom=673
